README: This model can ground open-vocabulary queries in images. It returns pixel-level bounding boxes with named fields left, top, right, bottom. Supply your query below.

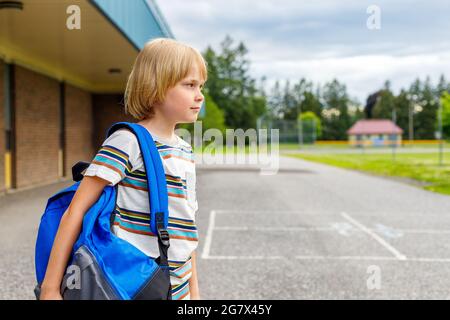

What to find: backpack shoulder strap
left=106, top=122, right=169, bottom=235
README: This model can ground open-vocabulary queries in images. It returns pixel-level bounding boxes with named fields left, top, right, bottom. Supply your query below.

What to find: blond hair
left=124, top=38, right=208, bottom=120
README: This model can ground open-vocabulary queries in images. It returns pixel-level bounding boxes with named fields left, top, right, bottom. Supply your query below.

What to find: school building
left=0, top=0, right=174, bottom=193
left=347, top=119, right=403, bottom=147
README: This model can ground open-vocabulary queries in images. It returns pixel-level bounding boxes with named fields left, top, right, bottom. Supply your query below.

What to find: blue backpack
left=34, top=122, right=172, bottom=300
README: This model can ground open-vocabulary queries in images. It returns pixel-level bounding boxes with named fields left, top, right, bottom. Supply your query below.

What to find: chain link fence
left=257, top=118, right=317, bottom=144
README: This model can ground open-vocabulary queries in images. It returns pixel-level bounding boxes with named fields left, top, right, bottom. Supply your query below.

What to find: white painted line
left=341, top=212, right=407, bottom=260
left=204, top=255, right=450, bottom=262
left=203, top=255, right=285, bottom=260
left=201, top=210, right=216, bottom=259
left=213, top=210, right=338, bottom=216
left=202, top=209, right=449, bottom=262
left=214, top=226, right=450, bottom=235
left=408, top=257, right=450, bottom=262
left=295, top=256, right=450, bottom=263
left=214, top=226, right=334, bottom=232
left=214, top=210, right=450, bottom=218
left=396, top=229, right=450, bottom=234
left=295, top=255, right=398, bottom=261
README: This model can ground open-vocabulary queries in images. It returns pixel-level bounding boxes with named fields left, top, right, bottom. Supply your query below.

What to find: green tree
left=267, top=80, right=283, bottom=119
left=292, top=79, right=322, bottom=120
left=408, top=77, right=439, bottom=139
left=436, top=74, right=450, bottom=97
left=393, top=89, right=411, bottom=140
left=301, top=91, right=322, bottom=118
left=440, top=92, right=450, bottom=140
left=281, top=80, right=298, bottom=120
left=203, top=35, right=266, bottom=129
left=199, top=93, right=226, bottom=133
left=321, top=79, right=351, bottom=140
left=373, top=81, right=395, bottom=120
left=298, top=111, right=322, bottom=142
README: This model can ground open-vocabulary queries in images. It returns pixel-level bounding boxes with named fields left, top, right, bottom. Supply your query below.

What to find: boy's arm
left=189, top=250, right=200, bottom=300
left=39, top=176, right=110, bottom=300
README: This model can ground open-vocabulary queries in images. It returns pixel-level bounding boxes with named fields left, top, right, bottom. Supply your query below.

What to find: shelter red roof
left=347, top=119, right=403, bottom=135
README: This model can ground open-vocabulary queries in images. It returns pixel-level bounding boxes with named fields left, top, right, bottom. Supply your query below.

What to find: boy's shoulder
left=106, top=127, right=193, bottom=152
left=105, top=128, right=139, bottom=146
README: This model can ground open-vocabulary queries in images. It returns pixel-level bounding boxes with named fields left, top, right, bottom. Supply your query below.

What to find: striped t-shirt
left=83, top=127, right=198, bottom=300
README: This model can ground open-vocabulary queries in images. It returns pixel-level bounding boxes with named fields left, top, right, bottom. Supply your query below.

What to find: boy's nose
left=195, top=93, right=204, bottom=102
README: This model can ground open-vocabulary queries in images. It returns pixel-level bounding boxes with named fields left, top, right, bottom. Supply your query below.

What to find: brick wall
left=0, top=60, right=4, bottom=192
left=2, top=64, right=131, bottom=191
left=92, top=94, right=135, bottom=150
left=65, top=84, right=94, bottom=176
left=14, top=65, right=59, bottom=189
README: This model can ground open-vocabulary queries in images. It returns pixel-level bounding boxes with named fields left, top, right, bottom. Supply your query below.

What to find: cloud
left=255, top=51, right=450, bottom=102
left=154, top=0, right=450, bottom=103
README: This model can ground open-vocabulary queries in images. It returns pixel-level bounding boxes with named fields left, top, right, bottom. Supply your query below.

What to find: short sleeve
left=83, top=129, right=141, bottom=186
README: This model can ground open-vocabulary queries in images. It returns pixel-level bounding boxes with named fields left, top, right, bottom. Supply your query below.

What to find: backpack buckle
left=157, top=228, right=170, bottom=246
left=155, top=212, right=170, bottom=246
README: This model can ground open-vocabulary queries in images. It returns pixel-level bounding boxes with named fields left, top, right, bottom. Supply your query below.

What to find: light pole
left=406, top=93, right=418, bottom=143
left=392, top=107, right=397, bottom=162
left=312, top=118, right=316, bottom=144
left=437, top=99, right=444, bottom=166
left=298, top=95, right=304, bottom=148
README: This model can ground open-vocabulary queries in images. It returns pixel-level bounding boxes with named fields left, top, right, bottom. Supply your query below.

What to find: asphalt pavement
left=1, top=155, right=450, bottom=299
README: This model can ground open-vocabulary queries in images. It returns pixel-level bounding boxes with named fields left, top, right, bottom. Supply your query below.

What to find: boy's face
left=158, top=64, right=205, bottom=124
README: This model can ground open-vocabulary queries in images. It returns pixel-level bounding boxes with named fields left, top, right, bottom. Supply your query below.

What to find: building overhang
left=0, top=0, right=173, bottom=93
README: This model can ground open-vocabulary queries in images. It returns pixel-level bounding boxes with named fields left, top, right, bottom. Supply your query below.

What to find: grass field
left=279, top=141, right=450, bottom=150
left=192, top=140, right=450, bottom=195
left=193, top=142, right=450, bottom=154
left=285, top=151, right=450, bottom=195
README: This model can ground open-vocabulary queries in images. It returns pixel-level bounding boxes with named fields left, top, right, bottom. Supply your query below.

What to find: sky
left=155, top=0, right=450, bottom=105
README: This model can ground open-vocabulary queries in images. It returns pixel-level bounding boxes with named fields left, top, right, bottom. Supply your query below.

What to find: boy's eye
left=185, top=82, right=204, bottom=89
